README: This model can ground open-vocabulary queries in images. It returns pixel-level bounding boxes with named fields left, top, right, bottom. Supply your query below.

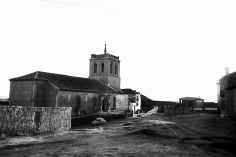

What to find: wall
left=57, top=91, right=100, bottom=116
left=219, top=73, right=236, bottom=118
left=115, top=94, right=129, bottom=111
left=9, top=81, right=35, bottom=106
left=0, top=106, right=71, bottom=135
left=34, top=81, right=58, bottom=107
left=9, top=80, right=58, bottom=107
left=223, top=89, right=236, bottom=118
left=89, top=76, right=120, bottom=90
left=57, top=91, right=128, bottom=117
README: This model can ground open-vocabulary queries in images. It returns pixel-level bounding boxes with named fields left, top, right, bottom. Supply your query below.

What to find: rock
left=91, top=117, right=107, bottom=125
left=0, top=133, right=6, bottom=139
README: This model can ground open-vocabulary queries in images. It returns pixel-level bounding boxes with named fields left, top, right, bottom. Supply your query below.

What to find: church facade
left=9, top=45, right=128, bottom=117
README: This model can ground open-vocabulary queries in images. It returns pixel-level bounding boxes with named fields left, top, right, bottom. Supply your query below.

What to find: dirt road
left=0, top=113, right=235, bottom=157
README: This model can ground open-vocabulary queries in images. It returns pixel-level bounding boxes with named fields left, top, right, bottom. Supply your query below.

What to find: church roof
left=10, top=71, right=121, bottom=93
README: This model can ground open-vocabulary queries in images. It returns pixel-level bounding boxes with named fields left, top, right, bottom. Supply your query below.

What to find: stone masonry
left=0, top=106, right=71, bottom=135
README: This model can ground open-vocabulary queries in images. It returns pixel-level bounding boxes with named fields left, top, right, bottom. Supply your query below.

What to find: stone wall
left=0, top=106, right=71, bottom=135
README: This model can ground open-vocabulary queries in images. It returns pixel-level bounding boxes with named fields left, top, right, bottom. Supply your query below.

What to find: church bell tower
left=89, top=43, right=121, bottom=90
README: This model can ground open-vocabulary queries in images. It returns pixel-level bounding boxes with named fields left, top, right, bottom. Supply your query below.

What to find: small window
left=101, top=63, right=104, bottom=73
left=110, top=62, right=113, bottom=74
left=94, top=63, right=97, bottom=73
left=115, top=64, right=118, bottom=75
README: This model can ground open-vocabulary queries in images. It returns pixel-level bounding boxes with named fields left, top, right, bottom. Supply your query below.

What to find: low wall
left=0, top=106, right=71, bottom=135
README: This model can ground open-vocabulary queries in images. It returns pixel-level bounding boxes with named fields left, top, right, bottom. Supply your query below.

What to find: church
left=9, top=44, right=129, bottom=117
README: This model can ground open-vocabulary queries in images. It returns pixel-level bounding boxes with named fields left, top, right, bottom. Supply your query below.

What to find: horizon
left=0, top=0, right=236, bottom=102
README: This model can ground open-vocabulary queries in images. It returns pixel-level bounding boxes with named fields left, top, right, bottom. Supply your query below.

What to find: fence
left=0, top=106, right=71, bottom=135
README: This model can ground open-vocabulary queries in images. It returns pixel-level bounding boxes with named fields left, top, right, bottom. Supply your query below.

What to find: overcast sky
left=0, top=0, right=236, bottom=102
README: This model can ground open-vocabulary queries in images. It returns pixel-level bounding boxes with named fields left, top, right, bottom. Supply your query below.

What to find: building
left=122, top=88, right=141, bottom=114
left=218, top=71, right=236, bottom=118
left=179, top=97, right=204, bottom=111
left=9, top=45, right=128, bottom=117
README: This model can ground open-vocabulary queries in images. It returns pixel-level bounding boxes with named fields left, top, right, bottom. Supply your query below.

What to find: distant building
left=154, top=101, right=178, bottom=113
left=218, top=71, right=236, bottom=118
left=162, top=97, right=204, bottom=116
left=9, top=45, right=128, bottom=117
left=179, top=97, right=204, bottom=110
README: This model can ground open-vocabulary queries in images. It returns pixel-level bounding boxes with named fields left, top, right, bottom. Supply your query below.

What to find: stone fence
left=0, top=106, right=71, bottom=135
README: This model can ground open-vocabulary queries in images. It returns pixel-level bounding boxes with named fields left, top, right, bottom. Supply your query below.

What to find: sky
left=0, top=0, right=236, bottom=102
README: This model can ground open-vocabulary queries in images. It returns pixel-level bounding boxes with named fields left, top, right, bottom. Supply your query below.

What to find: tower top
left=91, top=43, right=119, bottom=60
left=104, top=43, right=107, bottom=54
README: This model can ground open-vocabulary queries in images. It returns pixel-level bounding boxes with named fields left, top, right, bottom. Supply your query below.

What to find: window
left=115, top=63, right=118, bottom=75
left=94, top=63, right=97, bottom=73
left=110, top=62, right=113, bottom=74
left=101, top=63, right=104, bottom=73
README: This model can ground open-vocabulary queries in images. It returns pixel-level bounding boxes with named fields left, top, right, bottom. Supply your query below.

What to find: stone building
left=218, top=71, right=236, bottom=118
left=9, top=45, right=128, bottom=117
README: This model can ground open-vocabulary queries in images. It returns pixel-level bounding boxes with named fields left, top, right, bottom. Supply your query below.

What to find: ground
left=0, top=113, right=236, bottom=157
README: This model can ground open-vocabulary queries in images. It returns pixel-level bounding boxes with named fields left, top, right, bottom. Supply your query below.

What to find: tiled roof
left=10, top=71, right=121, bottom=93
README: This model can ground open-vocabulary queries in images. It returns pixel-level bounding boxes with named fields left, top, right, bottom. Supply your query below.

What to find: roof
left=91, top=53, right=119, bottom=61
left=0, top=98, right=9, bottom=102
left=122, top=88, right=139, bottom=94
left=10, top=71, right=121, bottom=93
left=179, top=97, right=204, bottom=101
left=154, top=100, right=178, bottom=106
